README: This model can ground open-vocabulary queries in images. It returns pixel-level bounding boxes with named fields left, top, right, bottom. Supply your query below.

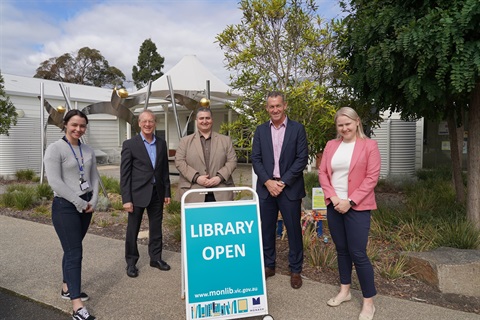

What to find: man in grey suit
left=175, top=107, right=237, bottom=203
left=251, top=91, right=308, bottom=289
left=121, top=109, right=171, bottom=278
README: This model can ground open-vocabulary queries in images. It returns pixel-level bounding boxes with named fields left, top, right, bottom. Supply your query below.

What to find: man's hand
left=204, top=176, right=221, bottom=188
left=123, top=202, right=134, bottom=213
left=196, top=175, right=210, bottom=187
left=265, top=179, right=285, bottom=197
left=164, top=197, right=171, bottom=205
left=197, top=175, right=221, bottom=188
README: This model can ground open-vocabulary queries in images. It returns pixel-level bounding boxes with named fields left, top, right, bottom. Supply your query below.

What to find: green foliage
left=338, top=0, right=480, bottom=118
left=2, top=184, right=39, bottom=210
left=132, top=38, right=165, bottom=89
left=36, top=183, right=53, bottom=200
left=436, top=220, right=480, bottom=249
left=33, top=205, right=51, bottom=218
left=337, top=1, right=480, bottom=221
left=15, top=169, right=36, bottom=181
left=166, top=199, right=181, bottom=215
left=13, top=188, right=36, bottom=210
left=165, top=212, right=182, bottom=242
left=34, top=47, right=126, bottom=88
left=100, top=175, right=121, bottom=194
left=95, top=218, right=111, bottom=228
left=0, top=71, right=17, bottom=136
left=1, top=193, right=15, bottom=207
left=217, top=0, right=340, bottom=159
left=372, top=168, right=480, bottom=252
left=6, top=184, right=30, bottom=193
left=378, top=255, right=411, bottom=280
left=304, top=171, right=320, bottom=194
left=111, top=200, right=124, bottom=211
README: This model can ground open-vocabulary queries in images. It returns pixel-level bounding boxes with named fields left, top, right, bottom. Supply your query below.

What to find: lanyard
left=62, top=136, right=85, bottom=179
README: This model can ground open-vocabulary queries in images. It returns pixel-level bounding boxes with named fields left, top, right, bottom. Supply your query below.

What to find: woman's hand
left=333, top=198, right=351, bottom=214
left=84, top=203, right=94, bottom=213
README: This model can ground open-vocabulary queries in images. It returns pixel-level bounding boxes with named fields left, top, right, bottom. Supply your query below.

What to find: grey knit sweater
left=44, top=138, right=99, bottom=212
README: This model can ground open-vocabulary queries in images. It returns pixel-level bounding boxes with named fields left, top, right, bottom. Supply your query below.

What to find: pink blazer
left=318, top=138, right=381, bottom=211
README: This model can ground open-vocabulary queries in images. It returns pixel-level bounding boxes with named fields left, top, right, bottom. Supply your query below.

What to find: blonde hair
left=334, top=107, right=367, bottom=139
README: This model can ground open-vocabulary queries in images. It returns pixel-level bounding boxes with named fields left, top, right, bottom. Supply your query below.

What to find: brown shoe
left=264, top=267, right=276, bottom=279
left=291, top=272, right=302, bottom=289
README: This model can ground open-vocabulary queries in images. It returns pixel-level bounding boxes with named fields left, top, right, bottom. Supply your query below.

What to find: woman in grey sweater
left=44, top=109, right=99, bottom=320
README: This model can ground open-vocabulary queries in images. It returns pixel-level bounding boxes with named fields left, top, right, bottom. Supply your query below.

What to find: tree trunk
left=467, top=83, right=480, bottom=230
left=447, top=115, right=465, bottom=203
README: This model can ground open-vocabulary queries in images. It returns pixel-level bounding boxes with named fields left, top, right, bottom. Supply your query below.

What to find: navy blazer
left=251, top=118, right=308, bottom=200
left=120, top=134, right=171, bottom=208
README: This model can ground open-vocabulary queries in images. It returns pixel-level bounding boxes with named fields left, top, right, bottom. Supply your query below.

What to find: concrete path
left=1, top=215, right=479, bottom=320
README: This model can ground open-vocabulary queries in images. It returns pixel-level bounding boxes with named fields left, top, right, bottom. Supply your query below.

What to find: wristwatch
left=348, top=198, right=356, bottom=206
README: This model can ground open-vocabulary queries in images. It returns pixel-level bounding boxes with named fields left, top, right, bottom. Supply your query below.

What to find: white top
left=331, top=141, right=355, bottom=199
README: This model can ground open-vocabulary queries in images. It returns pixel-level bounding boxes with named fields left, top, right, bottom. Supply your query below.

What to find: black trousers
left=125, top=187, right=164, bottom=266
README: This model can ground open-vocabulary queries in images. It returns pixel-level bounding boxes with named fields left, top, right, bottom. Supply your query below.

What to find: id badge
left=80, top=179, right=90, bottom=191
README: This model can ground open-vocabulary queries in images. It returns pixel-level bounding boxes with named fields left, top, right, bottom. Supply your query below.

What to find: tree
left=34, top=47, right=126, bottom=88
left=0, top=71, right=17, bottom=136
left=337, top=0, right=480, bottom=228
left=132, top=38, right=165, bottom=89
left=217, top=0, right=342, bottom=160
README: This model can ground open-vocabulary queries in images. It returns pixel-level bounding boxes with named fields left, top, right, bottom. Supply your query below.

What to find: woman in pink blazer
left=319, top=107, right=381, bottom=320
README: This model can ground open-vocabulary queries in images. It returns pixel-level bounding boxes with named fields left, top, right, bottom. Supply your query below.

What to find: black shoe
left=150, top=260, right=171, bottom=271
left=72, top=307, right=96, bottom=320
left=61, top=289, right=89, bottom=301
left=126, top=265, right=138, bottom=277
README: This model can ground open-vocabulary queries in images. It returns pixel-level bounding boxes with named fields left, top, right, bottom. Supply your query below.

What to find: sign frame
left=181, top=187, right=270, bottom=320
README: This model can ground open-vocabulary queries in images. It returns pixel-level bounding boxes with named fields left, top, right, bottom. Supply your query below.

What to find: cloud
left=1, top=0, right=343, bottom=88
left=1, top=0, right=242, bottom=86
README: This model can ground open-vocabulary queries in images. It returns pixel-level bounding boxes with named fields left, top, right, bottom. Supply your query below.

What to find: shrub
left=32, top=205, right=51, bottom=218
left=166, top=199, right=181, bottom=215
left=36, top=183, right=53, bottom=200
left=1, top=193, right=15, bottom=207
left=95, top=218, right=111, bottom=228
left=15, top=169, right=36, bottom=181
left=377, top=255, right=411, bottom=280
left=304, top=171, right=319, bottom=194
left=100, top=175, right=121, bottom=194
left=13, top=189, right=36, bottom=210
left=7, top=184, right=30, bottom=193
left=435, top=220, right=480, bottom=249
left=111, top=200, right=124, bottom=211
left=96, top=195, right=110, bottom=212
left=165, top=212, right=181, bottom=242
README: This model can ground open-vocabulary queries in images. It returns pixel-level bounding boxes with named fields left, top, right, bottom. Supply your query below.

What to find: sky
left=0, top=0, right=344, bottom=90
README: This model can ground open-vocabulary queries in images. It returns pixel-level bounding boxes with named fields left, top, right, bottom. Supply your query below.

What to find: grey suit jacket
left=175, top=131, right=237, bottom=202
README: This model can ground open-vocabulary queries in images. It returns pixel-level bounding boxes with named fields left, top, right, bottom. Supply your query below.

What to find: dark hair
left=196, top=107, right=212, bottom=117
left=63, top=109, right=88, bottom=131
left=267, top=91, right=285, bottom=102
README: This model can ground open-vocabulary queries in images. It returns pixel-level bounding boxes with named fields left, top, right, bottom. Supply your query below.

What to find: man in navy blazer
left=251, top=91, right=308, bottom=289
left=121, top=109, right=171, bottom=278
